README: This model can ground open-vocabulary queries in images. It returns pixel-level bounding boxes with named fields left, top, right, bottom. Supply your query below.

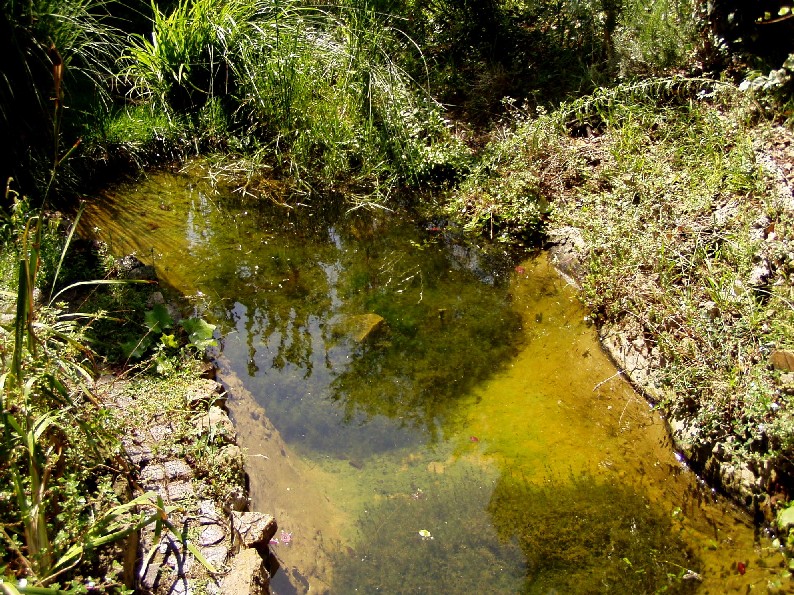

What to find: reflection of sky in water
left=204, top=206, right=521, bottom=458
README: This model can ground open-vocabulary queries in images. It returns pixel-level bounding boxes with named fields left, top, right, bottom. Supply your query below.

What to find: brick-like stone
left=201, top=543, right=230, bottom=569
left=166, top=480, right=195, bottom=502
left=150, top=424, right=172, bottom=443
left=197, top=500, right=222, bottom=525
left=199, top=524, right=226, bottom=546
left=231, top=512, right=277, bottom=549
left=164, top=460, right=194, bottom=481
left=140, top=464, right=166, bottom=484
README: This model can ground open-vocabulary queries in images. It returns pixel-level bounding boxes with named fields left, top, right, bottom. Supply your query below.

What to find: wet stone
left=771, top=349, right=794, bottom=372
left=225, top=487, right=249, bottom=512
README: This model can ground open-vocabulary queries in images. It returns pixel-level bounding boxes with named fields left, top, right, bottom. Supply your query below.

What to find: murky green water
left=82, top=168, right=792, bottom=594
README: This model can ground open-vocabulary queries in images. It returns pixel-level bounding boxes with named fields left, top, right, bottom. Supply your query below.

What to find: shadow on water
left=331, top=467, right=700, bottom=594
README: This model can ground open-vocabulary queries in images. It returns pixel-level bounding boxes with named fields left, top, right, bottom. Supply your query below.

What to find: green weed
left=462, top=81, right=794, bottom=481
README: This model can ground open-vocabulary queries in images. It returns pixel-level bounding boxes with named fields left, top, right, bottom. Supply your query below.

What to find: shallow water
left=82, top=168, right=792, bottom=593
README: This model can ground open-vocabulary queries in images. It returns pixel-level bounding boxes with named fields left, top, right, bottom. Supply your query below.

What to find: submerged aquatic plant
left=489, top=472, right=701, bottom=593
left=331, top=466, right=700, bottom=593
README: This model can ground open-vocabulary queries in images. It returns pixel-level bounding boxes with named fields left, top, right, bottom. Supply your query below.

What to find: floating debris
left=418, top=529, right=433, bottom=541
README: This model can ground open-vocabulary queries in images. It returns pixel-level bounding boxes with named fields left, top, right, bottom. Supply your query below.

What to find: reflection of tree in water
left=209, top=204, right=524, bottom=451
left=329, top=236, right=522, bottom=439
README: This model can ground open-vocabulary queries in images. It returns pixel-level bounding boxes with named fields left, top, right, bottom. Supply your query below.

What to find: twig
left=593, top=369, right=623, bottom=391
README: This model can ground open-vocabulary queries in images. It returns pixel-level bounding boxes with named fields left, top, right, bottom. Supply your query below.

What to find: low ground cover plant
left=448, top=78, right=794, bottom=502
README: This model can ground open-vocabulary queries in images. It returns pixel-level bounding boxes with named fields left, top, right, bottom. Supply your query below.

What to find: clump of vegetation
left=112, top=0, right=467, bottom=198
left=489, top=472, right=702, bottom=593
left=0, top=187, right=230, bottom=590
left=0, top=202, right=147, bottom=591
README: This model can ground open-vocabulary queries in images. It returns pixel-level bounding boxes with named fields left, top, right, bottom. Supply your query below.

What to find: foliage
left=0, top=0, right=123, bottom=202
left=117, top=0, right=464, bottom=195
left=373, top=0, right=703, bottom=122
left=446, top=77, right=729, bottom=242
left=121, top=302, right=217, bottom=372
left=613, top=0, right=700, bottom=76
left=740, top=53, right=794, bottom=125
left=464, top=80, right=794, bottom=481
left=0, top=209, right=143, bottom=589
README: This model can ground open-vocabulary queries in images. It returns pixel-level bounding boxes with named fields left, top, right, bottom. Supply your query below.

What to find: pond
left=81, top=167, right=790, bottom=593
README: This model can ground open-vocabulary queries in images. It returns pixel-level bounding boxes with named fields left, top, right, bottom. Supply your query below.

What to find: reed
left=120, top=0, right=459, bottom=196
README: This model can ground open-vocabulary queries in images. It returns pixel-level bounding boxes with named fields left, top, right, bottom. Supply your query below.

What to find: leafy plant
left=0, top=199, right=164, bottom=588
left=122, top=303, right=217, bottom=368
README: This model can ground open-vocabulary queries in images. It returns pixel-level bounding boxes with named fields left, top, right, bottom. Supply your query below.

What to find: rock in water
left=338, top=313, right=387, bottom=343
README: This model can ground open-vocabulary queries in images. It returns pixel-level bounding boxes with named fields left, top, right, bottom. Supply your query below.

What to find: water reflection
left=83, top=172, right=524, bottom=456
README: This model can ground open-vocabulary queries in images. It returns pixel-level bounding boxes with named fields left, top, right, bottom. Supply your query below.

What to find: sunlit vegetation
left=2, top=0, right=794, bottom=590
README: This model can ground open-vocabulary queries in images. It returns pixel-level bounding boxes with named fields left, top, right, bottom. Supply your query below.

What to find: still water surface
left=82, top=168, right=791, bottom=593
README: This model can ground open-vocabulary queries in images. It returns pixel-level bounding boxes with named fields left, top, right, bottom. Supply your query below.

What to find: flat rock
left=164, top=460, right=194, bottom=481
left=231, top=512, right=277, bottom=548
left=771, top=349, right=794, bottom=372
left=166, top=480, right=195, bottom=502
left=201, top=543, right=231, bottom=568
left=336, top=313, right=386, bottom=343
left=186, top=379, right=226, bottom=410
left=199, top=524, right=226, bottom=546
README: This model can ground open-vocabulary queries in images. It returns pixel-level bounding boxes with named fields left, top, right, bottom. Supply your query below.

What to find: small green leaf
left=160, top=334, right=179, bottom=349
left=144, top=304, right=173, bottom=333
left=779, top=6, right=791, bottom=16
left=777, top=504, right=794, bottom=528
left=186, top=540, right=218, bottom=574
left=181, top=317, right=217, bottom=349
